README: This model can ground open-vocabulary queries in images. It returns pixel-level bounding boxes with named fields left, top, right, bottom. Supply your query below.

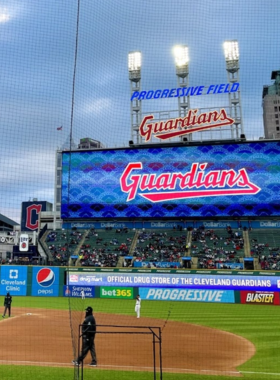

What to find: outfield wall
left=1, top=265, right=280, bottom=305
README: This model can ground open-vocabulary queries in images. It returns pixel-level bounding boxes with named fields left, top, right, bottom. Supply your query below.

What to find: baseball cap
left=85, top=306, right=93, bottom=313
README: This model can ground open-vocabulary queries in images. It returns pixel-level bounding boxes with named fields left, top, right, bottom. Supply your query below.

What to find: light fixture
left=128, top=51, right=141, bottom=72
left=173, top=45, right=189, bottom=67
left=223, top=40, right=239, bottom=62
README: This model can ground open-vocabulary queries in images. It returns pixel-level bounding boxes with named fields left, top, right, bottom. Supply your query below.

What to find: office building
left=262, top=69, right=280, bottom=139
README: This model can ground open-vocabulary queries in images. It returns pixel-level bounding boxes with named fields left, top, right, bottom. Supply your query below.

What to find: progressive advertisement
left=67, top=271, right=280, bottom=292
left=61, top=141, right=280, bottom=219
left=139, top=287, right=235, bottom=303
left=32, top=267, right=60, bottom=297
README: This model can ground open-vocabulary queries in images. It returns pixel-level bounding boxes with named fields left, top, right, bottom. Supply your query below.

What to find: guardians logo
left=120, top=162, right=261, bottom=202
left=139, top=109, right=234, bottom=141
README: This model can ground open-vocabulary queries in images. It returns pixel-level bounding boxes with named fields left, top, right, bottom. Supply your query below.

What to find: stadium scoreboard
left=61, top=140, right=280, bottom=219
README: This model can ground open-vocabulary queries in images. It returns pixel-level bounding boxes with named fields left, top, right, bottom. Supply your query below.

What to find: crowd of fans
left=191, top=225, right=244, bottom=269
left=1, top=257, right=38, bottom=265
left=78, top=228, right=132, bottom=267
left=132, top=228, right=186, bottom=268
left=46, top=229, right=84, bottom=265
left=250, top=238, right=280, bottom=270
left=2, top=224, right=280, bottom=271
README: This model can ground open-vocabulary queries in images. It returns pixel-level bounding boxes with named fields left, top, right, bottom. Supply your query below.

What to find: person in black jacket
left=2, top=292, right=12, bottom=318
left=72, top=306, right=97, bottom=366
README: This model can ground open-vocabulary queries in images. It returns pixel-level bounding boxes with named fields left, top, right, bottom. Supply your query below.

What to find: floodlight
left=223, top=40, right=239, bottom=61
left=128, top=51, right=141, bottom=71
left=173, top=45, right=189, bottom=67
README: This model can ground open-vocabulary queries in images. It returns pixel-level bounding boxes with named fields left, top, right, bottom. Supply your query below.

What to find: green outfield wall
left=1, top=265, right=280, bottom=305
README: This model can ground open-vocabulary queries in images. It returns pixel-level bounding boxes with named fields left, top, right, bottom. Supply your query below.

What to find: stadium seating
left=40, top=226, right=280, bottom=271
left=191, top=226, right=245, bottom=269
left=131, top=228, right=187, bottom=268
left=45, top=229, right=86, bottom=266
left=78, top=228, right=135, bottom=267
left=248, top=229, right=280, bottom=270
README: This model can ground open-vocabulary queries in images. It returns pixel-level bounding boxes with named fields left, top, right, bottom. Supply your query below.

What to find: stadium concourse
left=33, top=224, right=280, bottom=271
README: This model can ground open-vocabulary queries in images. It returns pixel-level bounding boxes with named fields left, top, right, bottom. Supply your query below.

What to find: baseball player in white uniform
left=135, top=295, right=141, bottom=318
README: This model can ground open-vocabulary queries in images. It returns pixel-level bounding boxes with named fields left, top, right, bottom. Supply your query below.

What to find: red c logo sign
left=26, top=204, right=42, bottom=230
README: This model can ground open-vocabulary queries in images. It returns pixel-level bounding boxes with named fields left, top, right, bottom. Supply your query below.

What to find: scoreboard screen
left=61, top=141, right=280, bottom=219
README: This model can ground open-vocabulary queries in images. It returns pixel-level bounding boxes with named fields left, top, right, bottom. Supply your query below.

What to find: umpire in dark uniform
left=73, top=306, right=97, bottom=366
left=2, top=292, right=12, bottom=318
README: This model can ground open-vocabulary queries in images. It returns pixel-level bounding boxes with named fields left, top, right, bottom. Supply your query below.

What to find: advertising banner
left=62, top=221, right=189, bottom=230
left=64, top=285, right=95, bottom=298
left=62, top=220, right=280, bottom=230
left=99, top=286, right=134, bottom=299
left=216, top=263, right=244, bottom=270
left=249, top=221, right=280, bottom=229
left=19, top=234, right=29, bottom=252
left=133, top=261, right=181, bottom=268
left=139, top=287, right=235, bottom=303
left=0, top=266, right=28, bottom=296
left=67, top=271, right=280, bottom=292
left=32, top=267, right=60, bottom=296
left=240, top=291, right=280, bottom=305
left=61, top=141, right=280, bottom=219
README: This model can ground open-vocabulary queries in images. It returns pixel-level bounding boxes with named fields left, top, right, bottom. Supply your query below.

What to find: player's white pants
left=135, top=305, right=140, bottom=318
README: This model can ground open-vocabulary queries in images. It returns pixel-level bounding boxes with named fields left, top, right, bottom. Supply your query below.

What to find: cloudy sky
left=0, top=0, right=279, bottom=223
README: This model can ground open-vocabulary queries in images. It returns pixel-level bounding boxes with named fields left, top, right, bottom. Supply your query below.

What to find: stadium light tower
left=173, top=45, right=191, bottom=140
left=128, top=51, right=142, bottom=144
left=223, top=40, right=244, bottom=139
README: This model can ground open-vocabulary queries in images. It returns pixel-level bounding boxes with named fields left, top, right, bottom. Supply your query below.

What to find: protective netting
left=0, top=1, right=279, bottom=380
left=0, top=0, right=279, bottom=220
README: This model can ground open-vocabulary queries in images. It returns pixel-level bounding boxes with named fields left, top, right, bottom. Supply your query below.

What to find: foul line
left=0, top=360, right=279, bottom=376
left=241, top=371, right=280, bottom=377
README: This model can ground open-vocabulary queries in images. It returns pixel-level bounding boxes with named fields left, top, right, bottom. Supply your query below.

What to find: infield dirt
left=0, top=307, right=255, bottom=376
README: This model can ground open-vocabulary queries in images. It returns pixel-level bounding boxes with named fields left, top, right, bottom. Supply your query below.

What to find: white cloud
left=0, top=11, right=10, bottom=23
left=79, top=98, right=111, bottom=115
left=0, top=2, right=24, bottom=23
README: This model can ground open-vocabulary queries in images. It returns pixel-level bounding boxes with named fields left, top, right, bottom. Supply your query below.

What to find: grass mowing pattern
left=1, top=297, right=279, bottom=380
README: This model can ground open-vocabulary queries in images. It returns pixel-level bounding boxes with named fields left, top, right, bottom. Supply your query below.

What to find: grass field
left=0, top=296, right=279, bottom=380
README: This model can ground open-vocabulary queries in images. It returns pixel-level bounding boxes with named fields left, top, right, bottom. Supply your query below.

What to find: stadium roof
left=0, top=213, right=19, bottom=227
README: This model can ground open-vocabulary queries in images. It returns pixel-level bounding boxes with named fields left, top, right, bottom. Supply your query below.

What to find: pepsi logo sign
left=37, top=268, right=55, bottom=287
